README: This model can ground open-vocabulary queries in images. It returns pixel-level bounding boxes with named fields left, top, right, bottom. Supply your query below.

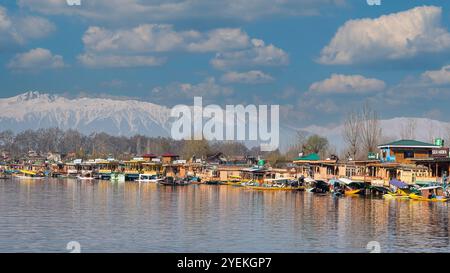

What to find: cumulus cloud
left=18, top=0, right=346, bottom=22
left=211, top=39, right=289, bottom=70
left=422, top=65, right=450, bottom=85
left=319, top=6, right=450, bottom=65
left=186, top=28, right=250, bottom=52
left=0, top=6, right=55, bottom=49
left=152, top=77, right=233, bottom=99
left=8, top=48, right=65, bottom=70
left=309, top=74, right=386, bottom=94
left=79, top=24, right=286, bottom=69
left=78, top=53, right=165, bottom=68
left=221, top=70, right=274, bottom=84
left=82, top=25, right=250, bottom=54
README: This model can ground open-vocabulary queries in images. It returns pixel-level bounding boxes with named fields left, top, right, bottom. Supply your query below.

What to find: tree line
left=0, top=129, right=252, bottom=160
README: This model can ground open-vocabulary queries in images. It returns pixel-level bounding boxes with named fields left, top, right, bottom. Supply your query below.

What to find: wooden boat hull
left=13, top=175, right=45, bottom=180
left=409, top=194, right=448, bottom=202
left=345, top=189, right=361, bottom=195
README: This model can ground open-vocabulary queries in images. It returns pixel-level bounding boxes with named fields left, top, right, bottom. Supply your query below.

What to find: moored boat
left=382, top=179, right=419, bottom=200
left=409, top=186, right=448, bottom=202
left=244, top=178, right=305, bottom=191
left=137, top=174, right=163, bottom=183
left=159, top=176, right=190, bottom=186
left=14, top=170, right=45, bottom=180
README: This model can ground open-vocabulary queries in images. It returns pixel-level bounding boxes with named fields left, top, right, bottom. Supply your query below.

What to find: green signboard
left=368, top=152, right=378, bottom=160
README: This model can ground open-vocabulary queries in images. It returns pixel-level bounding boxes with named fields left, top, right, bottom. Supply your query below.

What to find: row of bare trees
left=0, top=128, right=253, bottom=160
left=343, top=103, right=382, bottom=160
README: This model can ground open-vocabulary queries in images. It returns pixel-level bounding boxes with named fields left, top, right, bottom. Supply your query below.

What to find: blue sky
left=1, top=0, right=450, bottom=127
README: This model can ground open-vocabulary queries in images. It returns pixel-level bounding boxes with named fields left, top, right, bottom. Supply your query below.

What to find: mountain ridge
left=1, top=92, right=449, bottom=151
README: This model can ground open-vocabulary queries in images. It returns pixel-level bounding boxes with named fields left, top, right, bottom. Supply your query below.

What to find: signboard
left=435, top=138, right=444, bottom=147
left=368, top=152, right=378, bottom=160
left=432, top=148, right=449, bottom=158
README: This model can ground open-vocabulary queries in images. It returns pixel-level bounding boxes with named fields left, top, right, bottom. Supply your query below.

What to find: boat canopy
left=304, top=177, right=315, bottom=183
left=338, top=178, right=353, bottom=185
left=418, top=186, right=443, bottom=191
left=389, top=179, right=409, bottom=189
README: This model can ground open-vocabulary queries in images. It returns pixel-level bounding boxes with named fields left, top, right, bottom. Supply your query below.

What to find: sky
left=0, top=0, right=450, bottom=128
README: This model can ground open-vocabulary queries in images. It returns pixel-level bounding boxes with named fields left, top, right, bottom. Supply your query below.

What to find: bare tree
left=342, top=110, right=361, bottom=160
left=400, top=118, right=417, bottom=140
left=360, top=102, right=382, bottom=154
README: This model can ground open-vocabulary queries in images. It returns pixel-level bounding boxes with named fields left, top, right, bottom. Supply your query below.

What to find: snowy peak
left=0, top=92, right=172, bottom=137
left=12, top=91, right=55, bottom=102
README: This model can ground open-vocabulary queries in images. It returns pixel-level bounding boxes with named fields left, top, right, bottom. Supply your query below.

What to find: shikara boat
left=245, top=178, right=305, bottom=191
left=222, top=175, right=245, bottom=186
left=409, top=186, right=448, bottom=202
left=307, top=179, right=330, bottom=193
left=159, top=176, right=190, bottom=186
left=14, top=170, right=45, bottom=180
left=382, top=179, right=418, bottom=199
left=137, top=174, right=163, bottom=183
left=330, top=178, right=364, bottom=195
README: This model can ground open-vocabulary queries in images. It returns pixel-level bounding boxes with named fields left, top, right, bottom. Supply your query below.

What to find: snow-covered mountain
left=1, top=92, right=448, bottom=151
left=0, top=91, right=172, bottom=137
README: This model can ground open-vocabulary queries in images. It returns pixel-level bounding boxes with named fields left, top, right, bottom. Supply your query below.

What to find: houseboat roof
left=294, top=153, right=320, bottom=161
left=378, top=139, right=439, bottom=149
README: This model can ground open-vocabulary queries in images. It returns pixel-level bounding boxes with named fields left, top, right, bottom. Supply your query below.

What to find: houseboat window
left=404, top=151, right=414, bottom=158
left=346, top=167, right=356, bottom=177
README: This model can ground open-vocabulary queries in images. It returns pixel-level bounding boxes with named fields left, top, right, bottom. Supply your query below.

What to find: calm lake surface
left=0, top=178, right=449, bottom=253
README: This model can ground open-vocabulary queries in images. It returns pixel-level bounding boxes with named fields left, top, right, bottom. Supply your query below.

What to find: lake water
left=0, top=178, right=449, bottom=253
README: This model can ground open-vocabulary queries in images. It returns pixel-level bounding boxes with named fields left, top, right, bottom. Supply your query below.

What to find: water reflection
left=0, top=179, right=449, bottom=252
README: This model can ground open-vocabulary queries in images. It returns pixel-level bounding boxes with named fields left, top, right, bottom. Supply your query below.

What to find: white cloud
left=211, top=39, right=289, bottom=70
left=82, top=25, right=197, bottom=53
left=18, top=0, right=346, bottom=22
left=422, top=65, right=450, bottom=85
left=82, top=25, right=250, bottom=54
left=78, top=53, right=165, bottom=68
left=8, top=48, right=65, bottom=70
left=309, top=74, right=386, bottom=94
left=14, top=16, right=55, bottom=39
left=186, top=28, right=250, bottom=52
left=319, top=6, right=450, bottom=65
left=79, top=25, right=287, bottom=69
left=152, top=77, right=233, bottom=99
left=221, top=70, right=274, bottom=84
left=0, top=5, right=55, bottom=49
